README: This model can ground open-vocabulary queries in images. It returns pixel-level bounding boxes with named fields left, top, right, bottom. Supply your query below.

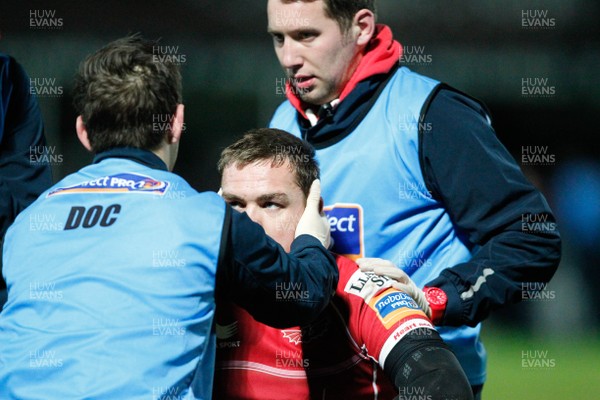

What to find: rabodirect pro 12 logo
left=47, top=173, right=169, bottom=197
left=324, top=204, right=364, bottom=260
left=370, top=290, right=425, bottom=329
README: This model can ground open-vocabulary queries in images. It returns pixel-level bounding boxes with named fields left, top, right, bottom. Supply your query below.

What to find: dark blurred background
left=1, top=0, right=599, bottom=339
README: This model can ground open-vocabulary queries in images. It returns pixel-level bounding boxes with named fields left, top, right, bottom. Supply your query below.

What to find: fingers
left=294, top=179, right=331, bottom=248
left=356, top=258, right=410, bottom=283
left=320, top=213, right=332, bottom=249
left=355, top=257, right=394, bottom=270
left=356, top=257, right=398, bottom=272
left=306, top=179, right=321, bottom=209
left=373, top=266, right=409, bottom=284
left=390, top=282, right=413, bottom=293
left=390, top=282, right=432, bottom=318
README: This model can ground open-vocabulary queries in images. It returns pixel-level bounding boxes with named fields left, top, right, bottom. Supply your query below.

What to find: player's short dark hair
left=72, top=34, right=182, bottom=153
left=278, top=0, right=377, bottom=32
left=218, top=128, right=319, bottom=197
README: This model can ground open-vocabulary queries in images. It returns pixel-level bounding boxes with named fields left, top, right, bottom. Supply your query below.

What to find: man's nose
left=245, top=206, right=263, bottom=226
left=280, top=39, right=302, bottom=70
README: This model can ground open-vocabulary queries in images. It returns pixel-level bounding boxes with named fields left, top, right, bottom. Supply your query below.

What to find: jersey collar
left=93, top=147, right=168, bottom=171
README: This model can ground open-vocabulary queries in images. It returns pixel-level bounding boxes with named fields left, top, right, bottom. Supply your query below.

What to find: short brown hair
left=218, top=128, right=319, bottom=197
left=72, top=34, right=182, bottom=153
left=323, top=0, right=376, bottom=31
left=277, top=0, right=376, bottom=32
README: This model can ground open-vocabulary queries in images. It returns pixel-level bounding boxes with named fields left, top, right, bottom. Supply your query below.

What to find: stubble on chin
left=299, top=81, right=335, bottom=106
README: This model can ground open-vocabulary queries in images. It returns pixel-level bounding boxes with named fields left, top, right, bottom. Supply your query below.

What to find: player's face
left=267, top=0, right=362, bottom=105
left=221, top=160, right=306, bottom=252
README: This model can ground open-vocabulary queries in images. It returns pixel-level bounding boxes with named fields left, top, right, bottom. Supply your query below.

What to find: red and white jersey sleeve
left=335, top=255, right=435, bottom=367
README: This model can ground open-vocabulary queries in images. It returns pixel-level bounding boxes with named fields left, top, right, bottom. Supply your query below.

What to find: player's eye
left=297, top=31, right=318, bottom=41
left=271, top=33, right=284, bottom=45
left=227, top=201, right=245, bottom=211
left=262, top=202, right=282, bottom=210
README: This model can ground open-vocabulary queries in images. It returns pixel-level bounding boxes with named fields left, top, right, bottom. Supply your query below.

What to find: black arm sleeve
left=216, top=205, right=338, bottom=328
left=420, top=85, right=561, bottom=327
left=384, top=329, right=473, bottom=400
left=0, top=55, right=53, bottom=289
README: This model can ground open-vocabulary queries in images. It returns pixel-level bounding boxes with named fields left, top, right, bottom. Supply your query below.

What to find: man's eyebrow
left=268, top=27, right=318, bottom=36
left=257, top=192, right=290, bottom=203
left=221, top=193, right=244, bottom=202
left=221, top=192, right=290, bottom=204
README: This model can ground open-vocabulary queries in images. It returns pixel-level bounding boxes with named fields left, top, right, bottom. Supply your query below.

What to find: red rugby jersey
left=213, top=254, right=434, bottom=399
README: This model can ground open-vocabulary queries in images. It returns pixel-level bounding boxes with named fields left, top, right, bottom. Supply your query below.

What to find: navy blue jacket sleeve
left=217, top=205, right=338, bottom=328
left=419, top=85, right=561, bottom=327
left=0, top=54, right=53, bottom=288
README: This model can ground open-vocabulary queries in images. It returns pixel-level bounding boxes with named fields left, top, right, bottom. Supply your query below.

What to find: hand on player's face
left=221, top=161, right=307, bottom=252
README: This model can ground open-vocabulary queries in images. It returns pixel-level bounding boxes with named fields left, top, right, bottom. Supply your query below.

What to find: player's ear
left=76, top=116, right=93, bottom=152
left=168, top=104, right=185, bottom=144
left=353, top=9, right=375, bottom=46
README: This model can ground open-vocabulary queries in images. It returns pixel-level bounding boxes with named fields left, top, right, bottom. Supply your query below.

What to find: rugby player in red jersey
left=213, top=128, right=472, bottom=400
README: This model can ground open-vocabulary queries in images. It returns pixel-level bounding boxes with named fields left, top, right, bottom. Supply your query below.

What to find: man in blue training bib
left=0, top=34, right=338, bottom=400
left=266, top=1, right=562, bottom=397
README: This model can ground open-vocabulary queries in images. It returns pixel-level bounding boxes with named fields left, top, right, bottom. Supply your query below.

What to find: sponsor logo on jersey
left=47, top=173, right=169, bottom=197
left=324, top=204, right=364, bottom=260
left=216, top=321, right=241, bottom=348
left=344, top=270, right=395, bottom=301
left=281, top=329, right=302, bottom=345
left=379, top=318, right=434, bottom=366
left=374, top=291, right=419, bottom=317
left=369, top=289, right=427, bottom=329
left=216, top=321, right=238, bottom=340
